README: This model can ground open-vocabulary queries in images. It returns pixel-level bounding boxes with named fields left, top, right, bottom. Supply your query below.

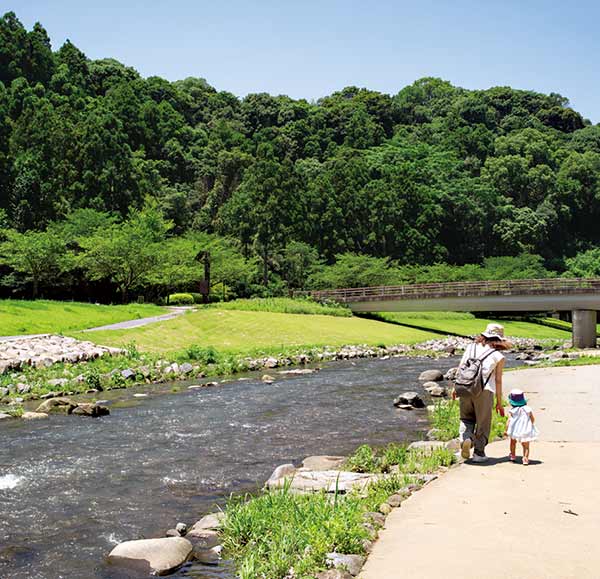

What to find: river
left=1, top=355, right=465, bottom=578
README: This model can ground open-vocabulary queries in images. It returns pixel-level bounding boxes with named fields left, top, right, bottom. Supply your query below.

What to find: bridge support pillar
left=572, top=310, right=597, bottom=349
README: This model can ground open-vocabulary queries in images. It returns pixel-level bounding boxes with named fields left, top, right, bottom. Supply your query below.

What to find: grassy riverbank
left=222, top=445, right=455, bottom=579
left=0, top=300, right=165, bottom=335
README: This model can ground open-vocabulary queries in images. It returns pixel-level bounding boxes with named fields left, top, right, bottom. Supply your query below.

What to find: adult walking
left=454, top=323, right=509, bottom=462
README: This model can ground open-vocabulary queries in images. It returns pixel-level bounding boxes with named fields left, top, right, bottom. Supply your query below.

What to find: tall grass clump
left=223, top=483, right=369, bottom=579
left=208, top=297, right=351, bottom=317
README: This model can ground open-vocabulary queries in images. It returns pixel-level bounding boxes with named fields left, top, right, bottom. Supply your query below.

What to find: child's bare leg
left=522, top=441, right=530, bottom=464
left=510, top=438, right=517, bottom=456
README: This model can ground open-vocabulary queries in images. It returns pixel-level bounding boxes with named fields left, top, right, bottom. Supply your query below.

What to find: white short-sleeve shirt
left=460, top=343, right=504, bottom=393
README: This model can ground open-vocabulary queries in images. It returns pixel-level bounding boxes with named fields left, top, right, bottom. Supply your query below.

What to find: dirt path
left=359, top=365, right=600, bottom=579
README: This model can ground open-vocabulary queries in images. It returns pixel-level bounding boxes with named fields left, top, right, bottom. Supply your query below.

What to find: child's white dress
left=507, top=405, right=539, bottom=442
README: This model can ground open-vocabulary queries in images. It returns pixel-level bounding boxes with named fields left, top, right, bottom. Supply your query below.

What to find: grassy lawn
left=371, top=312, right=571, bottom=340
left=0, top=300, right=166, bottom=335
left=81, top=309, right=438, bottom=354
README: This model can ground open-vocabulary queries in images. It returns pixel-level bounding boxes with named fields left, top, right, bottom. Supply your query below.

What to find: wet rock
left=279, top=368, right=317, bottom=375
left=133, top=393, right=148, bottom=398
left=425, top=384, right=447, bottom=397
left=35, top=397, right=76, bottom=414
left=72, top=403, right=110, bottom=417
left=22, top=412, right=48, bottom=420
left=166, top=529, right=179, bottom=537
left=179, top=363, right=193, bottom=375
left=396, top=404, right=414, bottom=410
left=189, top=512, right=225, bottom=532
left=326, top=553, right=365, bottom=576
left=192, top=545, right=222, bottom=565
left=393, top=392, right=424, bottom=408
left=175, top=523, right=187, bottom=536
left=186, top=529, right=221, bottom=548
left=261, top=374, right=275, bottom=384
left=418, top=369, right=444, bottom=382
left=108, top=537, right=192, bottom=576
left=302, top=456, right=346, bottom=470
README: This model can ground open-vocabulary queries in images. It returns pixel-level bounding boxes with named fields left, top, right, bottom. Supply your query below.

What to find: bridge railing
left=300, top=278, right=600, bottom=303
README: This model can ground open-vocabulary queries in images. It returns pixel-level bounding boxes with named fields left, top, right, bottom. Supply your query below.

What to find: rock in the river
left=425, top=384, right=447, bottom=397
left=267, top=463, right=296, bottom=484
left=22, top=411, right=48, bottom=420
left=175, top=523, right=187, bottom=536
left=261, top=374, right=275, bottom=384
left=165, top=529, right=179, bottom=537
left=278, top=368, right=317, bottom=375
left=189, top=512, right=225, bottom=533
left=192, top=545, right=222, bottom=565
left=0, top=412, right=13, bottom=420
left=186, top=529, right=221, bottom=548
left=325, top=553, right=365, bottom=576
left=408, top=440, right=446, bottom=452
left=418, top=369, right=444, bottom=382
left=302, top=456, right=346, bottom=470
left=315, top=570, right=353, bottom=579
left=393, top=392, right=424, bottom=408
left=72, top=403, right=110, bottom=417
left=108, top=537, right=192, bottom=576
left=444, top=367, right=459, bottom=381
left=35, top=397, right=76, bottom=414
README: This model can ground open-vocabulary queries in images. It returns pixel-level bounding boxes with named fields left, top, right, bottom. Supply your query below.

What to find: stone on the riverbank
left=393, top=392, right=424, bottom=408
left=0, top=412, right=13, bottom=420
left=386, top=493, right=404, bottom=508
left=379, top=503, right=392, bottom=515
left=267, top=463, right=296, bottom=484
left=179, top=363, right=193, bottom=375
left=72, top=403, right=110, bottom=417
left=192, top=545, right=222, bottom=565
left=302, top=456, right=346, bottom=470
left=121, top=368, right=136, bottom=380
left=22, top=411, right=48, bottom=420
left=326, top=553, right=365, bottom=576
left=108, top=537, right=192, bottom=576
left=189, top=512, right=225, bottom=532
left=363, top=511, right=386, bottom=527
left=264, top=357, right=279, bottom=368
left=35, top=397, right=76, bottom=414
left=418, top=369, right=444, bottom=382
left=445, top=438, right=461, bottom=451
left=315, top=570, right=353, bottom=579
left=47, top=378, right=69, bottom=387
left=186, top=529, right=221, bottom=548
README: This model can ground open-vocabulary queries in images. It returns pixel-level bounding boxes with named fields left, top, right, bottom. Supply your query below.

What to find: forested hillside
left=1, top=12, right=599, bottom=301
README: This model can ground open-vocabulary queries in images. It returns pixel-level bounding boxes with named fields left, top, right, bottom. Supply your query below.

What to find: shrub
left=168, top=293, right=194, bottom=305
left=184, top=344, right=219, bottom=364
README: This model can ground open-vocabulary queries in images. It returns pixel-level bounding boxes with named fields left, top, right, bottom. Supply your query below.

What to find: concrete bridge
left=306, top=278, right=600, bottom=348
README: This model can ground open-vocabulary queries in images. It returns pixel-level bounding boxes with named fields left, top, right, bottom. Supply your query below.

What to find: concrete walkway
left=359, top=365, right=600, bottom=579
left=82, top=306, right=195, bottom=332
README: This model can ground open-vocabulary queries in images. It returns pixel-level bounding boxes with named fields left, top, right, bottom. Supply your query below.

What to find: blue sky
left=5, top=0, right=599, bottom=122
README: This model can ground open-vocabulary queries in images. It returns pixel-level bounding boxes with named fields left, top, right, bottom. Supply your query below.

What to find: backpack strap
left=479, top=348, right=498, bottom=387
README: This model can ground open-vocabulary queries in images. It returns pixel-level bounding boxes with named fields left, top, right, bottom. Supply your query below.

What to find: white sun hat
left=481, top=323, right=506, bottom=340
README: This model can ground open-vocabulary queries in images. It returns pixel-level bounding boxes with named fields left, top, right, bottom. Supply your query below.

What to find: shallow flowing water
left=1, top=355, right=465, bottom=578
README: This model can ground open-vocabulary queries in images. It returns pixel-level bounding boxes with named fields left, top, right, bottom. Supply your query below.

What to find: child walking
left=505, top=388, right=539, bottom=465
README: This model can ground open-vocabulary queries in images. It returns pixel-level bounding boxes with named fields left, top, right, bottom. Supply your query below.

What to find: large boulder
left=35, top=397, right=77, bottom=414
left=107, top=537, right=192, bottom=576
left=418, top=369, right=444, bottom=382
left=267, top=463, right=296, bottom=484
left=393, top=392, right=425, bottom=408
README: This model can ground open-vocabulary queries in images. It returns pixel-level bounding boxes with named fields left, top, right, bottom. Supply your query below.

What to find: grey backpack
left=454, top=344, right=495, bottom=398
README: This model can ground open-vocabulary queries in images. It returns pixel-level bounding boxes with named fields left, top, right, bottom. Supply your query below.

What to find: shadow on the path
left=466, top=456, right=544, bottom=467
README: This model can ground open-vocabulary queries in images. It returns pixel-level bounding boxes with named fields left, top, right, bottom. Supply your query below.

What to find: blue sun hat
left=508, top=388, right=527, bottom=407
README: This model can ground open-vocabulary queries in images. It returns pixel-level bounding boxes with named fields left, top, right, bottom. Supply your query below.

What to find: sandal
left=522, top=457, right=529, bottom=465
